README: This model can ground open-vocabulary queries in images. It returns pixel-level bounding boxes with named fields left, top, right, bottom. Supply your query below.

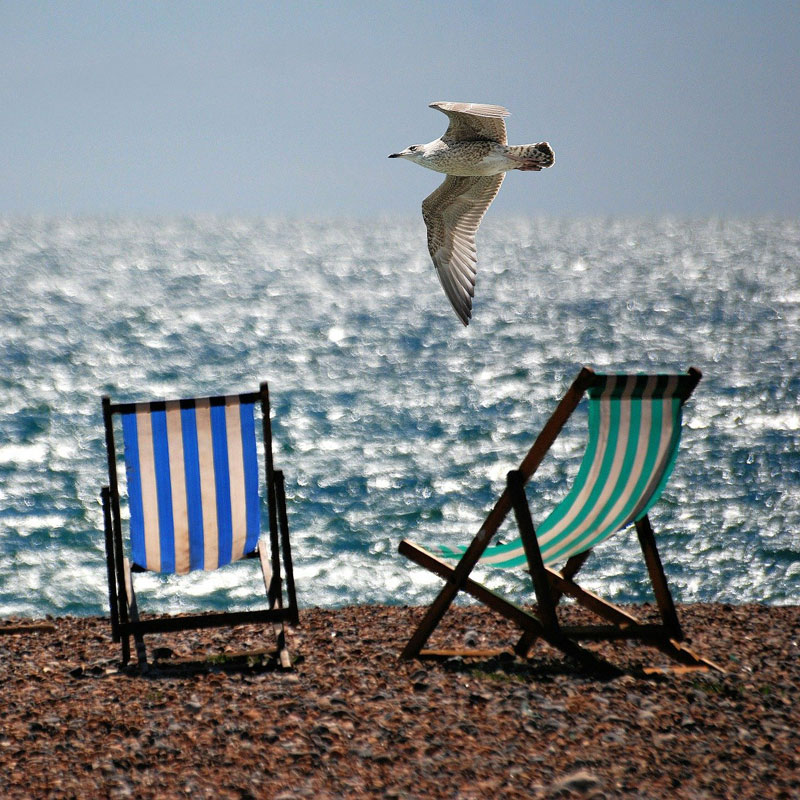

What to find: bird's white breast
left=418, top=140, right=516, bottom=177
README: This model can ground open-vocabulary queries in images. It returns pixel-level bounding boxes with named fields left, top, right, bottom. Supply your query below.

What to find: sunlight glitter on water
left=0, top=216, right=798, bottom=616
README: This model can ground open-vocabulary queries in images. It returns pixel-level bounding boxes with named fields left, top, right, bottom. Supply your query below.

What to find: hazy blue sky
left=1, top=1, right=798, bottom=217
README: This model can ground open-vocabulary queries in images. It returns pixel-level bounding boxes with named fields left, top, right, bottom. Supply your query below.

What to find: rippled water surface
left=0, top=216, right=798, bottom=617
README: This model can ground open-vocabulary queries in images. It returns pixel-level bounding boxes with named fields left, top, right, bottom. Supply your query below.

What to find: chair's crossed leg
left=399, top=470, right=722, bottom=674
left=399, top=540, right=620, bottom=673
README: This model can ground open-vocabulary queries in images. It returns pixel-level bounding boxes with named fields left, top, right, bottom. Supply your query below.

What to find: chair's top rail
left=105, top=389, right=263, bottom=416
left=582, top=367, right=701, bottom=403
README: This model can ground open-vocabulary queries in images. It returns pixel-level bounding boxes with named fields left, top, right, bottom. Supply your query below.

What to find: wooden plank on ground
left=0, top=623, right=56, bottom=635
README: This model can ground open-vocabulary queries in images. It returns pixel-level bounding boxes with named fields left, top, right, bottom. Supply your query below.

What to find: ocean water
left=0, top=216, right=797, bottom=618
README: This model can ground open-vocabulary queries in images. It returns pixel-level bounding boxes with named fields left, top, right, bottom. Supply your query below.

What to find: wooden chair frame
left=102, top=382, right=299, bottom=669
left=399, top=366, right=721, bottom=673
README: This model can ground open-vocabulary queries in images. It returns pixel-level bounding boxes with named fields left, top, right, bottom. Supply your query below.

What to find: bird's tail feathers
left=508, top=142, right=554, bottom=171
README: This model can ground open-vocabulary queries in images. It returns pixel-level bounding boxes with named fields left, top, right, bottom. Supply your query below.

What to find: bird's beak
left=388, top=152, right=402, bottom=158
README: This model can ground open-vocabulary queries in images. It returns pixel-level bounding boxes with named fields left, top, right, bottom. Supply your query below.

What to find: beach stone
left=548, top=769, right=603, bottom=794
left=463, top=630, right=479, bottom=647
left=0, top=604, right=799, bottom=799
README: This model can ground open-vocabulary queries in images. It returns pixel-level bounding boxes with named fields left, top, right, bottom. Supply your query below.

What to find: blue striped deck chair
left=399, top=367, right=721, bottom=673
left=101, top=383, right=298, bottom=669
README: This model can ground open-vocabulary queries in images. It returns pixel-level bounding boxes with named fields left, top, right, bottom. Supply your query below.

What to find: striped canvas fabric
left=119, top=395, right=261, bottom=574
left=440, top=374, right=691, bottom=569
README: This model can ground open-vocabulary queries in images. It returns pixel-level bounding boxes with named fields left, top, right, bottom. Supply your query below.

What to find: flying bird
left=389, top=102, right=554, bottom=325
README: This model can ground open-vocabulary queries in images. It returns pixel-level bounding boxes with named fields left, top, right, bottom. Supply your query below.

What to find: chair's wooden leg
left=258, top=541, right=274, bottom=598
left=507, top=469, right=555, bottom=657
left=108, top=488, right=132, bottom=665
left=546, top=569, right=642, bottom=627
left=514, top=551, right=592, bottom=656
left=121, top=627, right=131, bottom=666
left=265, top=500, right=282, bottom=611
left=117, top=549, right=131, bottom=666
left=650, top=637, right=725, bottom=672
left=635, top=516, right=683, bottom=640
left=101, top=488, right=120, bottom=643
left=399, top=523, right=500, bottom=659
left=514, top=629, right=540, bottom=657
left=123, top=558, right=147, bottom=668
left=275, top=624, right=292, bottom=669
left=558, top=551, right=592, bottom=588
left=275, top=470, right=299, bottom=626
left=258, top=541, right=292, bottom=668
left=507, top=471, right=558, bottom=630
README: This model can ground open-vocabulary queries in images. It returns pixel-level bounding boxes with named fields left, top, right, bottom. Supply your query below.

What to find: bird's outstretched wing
left=429, top=101, right=509, bottom=145
left=422, top=174, right=505, bottom=325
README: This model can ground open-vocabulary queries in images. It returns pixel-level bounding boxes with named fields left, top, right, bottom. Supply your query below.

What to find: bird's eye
left=409, top=146, right=417, bottom=151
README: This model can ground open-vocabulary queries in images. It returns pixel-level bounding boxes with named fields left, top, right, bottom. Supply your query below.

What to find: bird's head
left=388, top=144, right=426, bottom=163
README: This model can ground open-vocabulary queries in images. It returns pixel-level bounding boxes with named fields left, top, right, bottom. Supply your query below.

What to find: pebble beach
left=1, top=602, right=798, bottom=799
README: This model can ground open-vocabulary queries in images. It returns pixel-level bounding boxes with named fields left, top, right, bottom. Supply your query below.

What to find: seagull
left=389, top=102, right=554, bottom=325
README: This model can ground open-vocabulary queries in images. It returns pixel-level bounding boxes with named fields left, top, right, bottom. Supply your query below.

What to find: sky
left=1, top=1, right=798, bottom=218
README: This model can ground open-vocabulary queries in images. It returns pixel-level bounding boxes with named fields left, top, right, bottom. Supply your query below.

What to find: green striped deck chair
left=101, top=382, right=299, bottom=669
left=399, top=366, right=720, bottom=673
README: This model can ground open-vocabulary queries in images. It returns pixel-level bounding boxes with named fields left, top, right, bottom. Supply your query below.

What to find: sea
left=0, top=216, right=797, bottom=619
